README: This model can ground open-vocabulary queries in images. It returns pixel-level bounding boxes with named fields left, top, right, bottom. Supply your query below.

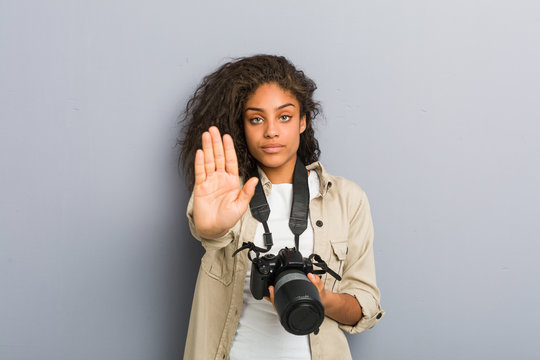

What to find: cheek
left=244, top=127, right=257, bottom=150
left=289, top=127, right=302, bottom=147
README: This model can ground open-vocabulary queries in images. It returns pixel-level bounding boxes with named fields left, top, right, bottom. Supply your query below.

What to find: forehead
left=244, top=83, right=299, bottom=108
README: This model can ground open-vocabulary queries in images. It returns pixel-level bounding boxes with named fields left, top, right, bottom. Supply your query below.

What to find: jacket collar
left=256, top=160, right=333, bottom=197
left=306, top=161, right=333, bottom=197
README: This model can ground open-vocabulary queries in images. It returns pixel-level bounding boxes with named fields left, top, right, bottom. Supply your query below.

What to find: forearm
left=321, top=291, right=363, bottom=326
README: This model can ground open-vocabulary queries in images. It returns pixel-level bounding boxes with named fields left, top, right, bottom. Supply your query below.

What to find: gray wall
left=1, top=1, right=539, bottom=359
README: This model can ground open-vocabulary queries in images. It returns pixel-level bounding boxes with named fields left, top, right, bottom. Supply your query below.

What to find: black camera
left=249, top=247, right=341, bottom=335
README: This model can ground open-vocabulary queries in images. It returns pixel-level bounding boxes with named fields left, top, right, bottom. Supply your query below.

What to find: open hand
left=192, top=126, right=258, bottom=239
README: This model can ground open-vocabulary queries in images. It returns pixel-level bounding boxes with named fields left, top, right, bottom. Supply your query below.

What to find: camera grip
left=250, top=261, right=271, bottom=300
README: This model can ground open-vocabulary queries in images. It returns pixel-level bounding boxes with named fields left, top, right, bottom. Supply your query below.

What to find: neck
left=260, top=166, right=293, bottom=184
left=260, top=157, right=297, bottom=184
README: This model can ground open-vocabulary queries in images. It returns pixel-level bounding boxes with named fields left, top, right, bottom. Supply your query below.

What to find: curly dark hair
left=178, top=54, right=322, bottom=189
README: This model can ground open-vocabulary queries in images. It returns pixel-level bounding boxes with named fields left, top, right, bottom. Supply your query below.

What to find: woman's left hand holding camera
left=266, top=274, right=363, bottom=326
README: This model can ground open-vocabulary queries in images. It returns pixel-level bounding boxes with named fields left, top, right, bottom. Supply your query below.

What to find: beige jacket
left=184, top=162, right=384, bottom=360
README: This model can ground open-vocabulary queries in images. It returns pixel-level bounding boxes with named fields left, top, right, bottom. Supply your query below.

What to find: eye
left=279, top=115, right=291, bottom=122
left=249, top=116, right=264, bottom=124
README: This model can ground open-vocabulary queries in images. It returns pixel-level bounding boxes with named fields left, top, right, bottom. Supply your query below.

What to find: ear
left=300, top=115, right=307, bottom=134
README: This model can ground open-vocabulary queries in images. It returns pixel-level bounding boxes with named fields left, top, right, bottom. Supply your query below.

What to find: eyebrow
left=245, top=103, right=296, bottom=112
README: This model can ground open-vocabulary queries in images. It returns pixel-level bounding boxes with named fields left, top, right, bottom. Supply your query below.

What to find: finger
left=236, top=177, right=258, bottom=205
left=201, top=131, right=215, bottom=176
left=223, top=134, right=238, bottom=176
left=269, top=285, right=275, bottom=305
left=194, top=149, right=206, bottom=186
left=269, top=286, right=277, bottom=312
left=209, top=126, right=225, bottom=171
left=308, top=273, right=324, bottom=291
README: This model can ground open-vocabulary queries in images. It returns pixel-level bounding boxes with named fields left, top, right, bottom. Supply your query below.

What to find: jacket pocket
left=329, top=239, right=348, bottom=292
left=201, top=243, right=235, bottom=286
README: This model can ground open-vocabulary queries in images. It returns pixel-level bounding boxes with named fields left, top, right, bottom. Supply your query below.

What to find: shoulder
left=307, top=161, right=368, bottom=206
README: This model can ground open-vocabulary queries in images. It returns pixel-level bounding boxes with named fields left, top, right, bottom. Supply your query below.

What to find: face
left=243, top=83, right=306, bottom=183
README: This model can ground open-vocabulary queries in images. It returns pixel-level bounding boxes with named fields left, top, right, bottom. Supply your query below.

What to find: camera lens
left=273, top=269, right=325, bottom=335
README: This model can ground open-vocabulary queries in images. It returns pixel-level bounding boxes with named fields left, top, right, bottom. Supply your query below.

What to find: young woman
left=179, top=55, right=384, bottom=360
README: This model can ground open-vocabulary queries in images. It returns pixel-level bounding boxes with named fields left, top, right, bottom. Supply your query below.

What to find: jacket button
left=316, top=220, right=323, bottom=227
left=376, top=312, right=382, bottom=319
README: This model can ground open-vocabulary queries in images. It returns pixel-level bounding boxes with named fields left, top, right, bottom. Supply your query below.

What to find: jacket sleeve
left=186, top=192, right=241, bottom=250
left=338, top=188, right=385, bottom=334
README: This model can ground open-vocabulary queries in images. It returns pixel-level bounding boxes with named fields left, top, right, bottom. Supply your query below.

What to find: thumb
left=236, top=177, right=258, bottom=205
left=308, top=273, right=324, bottom=291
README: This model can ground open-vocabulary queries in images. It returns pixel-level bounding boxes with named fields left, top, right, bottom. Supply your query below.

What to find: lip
left=261, top=144, right=285, bottom=153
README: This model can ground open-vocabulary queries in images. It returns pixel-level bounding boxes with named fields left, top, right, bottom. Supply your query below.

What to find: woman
left=179, top=55, right=384, bottom=360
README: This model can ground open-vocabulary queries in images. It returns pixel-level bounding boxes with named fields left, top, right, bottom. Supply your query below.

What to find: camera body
left=250, top=247, right=325, bottom=335
left=250, top=247, right=313, bottom=299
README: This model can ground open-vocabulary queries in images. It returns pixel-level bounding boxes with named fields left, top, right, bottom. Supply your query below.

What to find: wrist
left=196, top=227, right=228, bottom=240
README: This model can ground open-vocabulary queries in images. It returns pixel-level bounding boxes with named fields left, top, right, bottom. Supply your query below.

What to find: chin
left=258, top=159, right=284, bottom=169
left=257, top=155, right=294, bottom=170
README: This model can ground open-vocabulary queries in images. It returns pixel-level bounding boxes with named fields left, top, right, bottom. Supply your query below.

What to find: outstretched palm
left=192, top=126, right=258, bottom=239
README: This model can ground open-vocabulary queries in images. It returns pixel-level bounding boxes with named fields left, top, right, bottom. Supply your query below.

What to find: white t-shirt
left=229, top=171, right=320, bottom=360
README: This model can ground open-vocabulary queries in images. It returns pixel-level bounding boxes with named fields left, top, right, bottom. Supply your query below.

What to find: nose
left=264, top=119, right=278, bottom=138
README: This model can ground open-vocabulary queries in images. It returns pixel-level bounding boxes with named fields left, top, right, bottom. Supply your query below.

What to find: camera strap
left=249, top=157, right=310, bottom=251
